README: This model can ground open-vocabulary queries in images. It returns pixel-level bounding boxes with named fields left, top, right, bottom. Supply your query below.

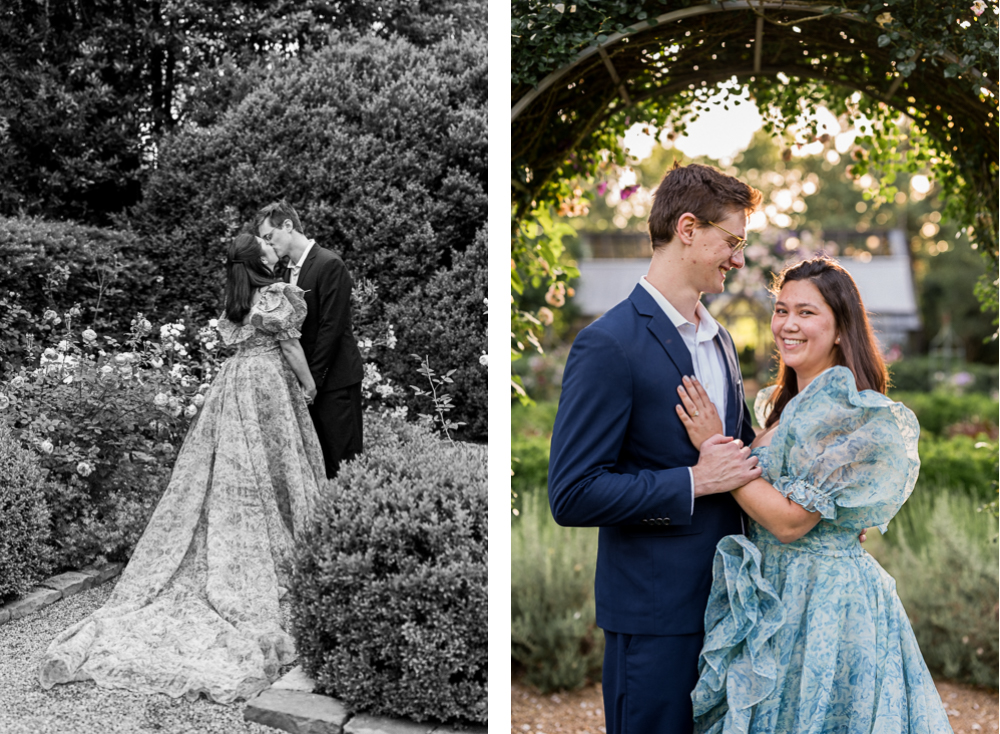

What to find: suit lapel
left=714, top=327, right=744, bottom=436
left=629, top=285, right=694, bottom=377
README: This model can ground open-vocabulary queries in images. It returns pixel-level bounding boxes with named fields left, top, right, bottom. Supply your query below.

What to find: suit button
left=654, top=518, right=664, bottom=526
left=663, top=518, right=671, bottom=525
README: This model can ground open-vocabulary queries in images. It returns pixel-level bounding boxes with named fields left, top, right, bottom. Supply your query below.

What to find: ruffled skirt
left=691, top=532, right=953, bottom=734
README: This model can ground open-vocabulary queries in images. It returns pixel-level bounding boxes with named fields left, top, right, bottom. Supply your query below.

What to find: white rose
left=209, top=319, right=219, bottom=328
left=160, top=325, right=171, bottom=338
left=479, top=353, right=488, bottom=366
left=0, top=394, right=9, bottom=410
left=199, top=383, right=211, bottom=393
left=150, top=357, right=164, bottom=369
left=192, top=394, right=205, bottom=407
left=76, top=461, right=93, bottom=477
left=82, top=329, right=97, bottom=343
left=100, top=365, right=114, bottom=376
left=10, top=375, right=24, bottom=388
left=40, top=439, right=54, bottom=454
left=114, top=353, right=128, bottom=365
left=184, top=404, right=198, bottom=418
left=153, top=392, right=169, bottom=407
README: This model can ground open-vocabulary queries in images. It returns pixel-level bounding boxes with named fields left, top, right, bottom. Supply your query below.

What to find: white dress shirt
left=288, top=240, right=315, bottom=287
left=639, top=277, right=730, bottom=513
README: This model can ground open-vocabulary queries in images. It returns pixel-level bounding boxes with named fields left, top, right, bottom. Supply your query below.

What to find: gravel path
left=511, top=677, right=999, bottom=734
left=0, top=583, right=277, bottom=734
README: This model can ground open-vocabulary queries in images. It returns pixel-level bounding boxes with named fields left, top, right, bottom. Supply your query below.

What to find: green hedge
left=288, top=412, right=486, bottom=725
left=0, top=420, right=51, bottom=601
left=913, top=435, right=998, bottom=500
left=511, top=400, right=559, bottom=513
left=892, top=390, right=999, bottom=437
left=0, top=216, right=158, bottom=367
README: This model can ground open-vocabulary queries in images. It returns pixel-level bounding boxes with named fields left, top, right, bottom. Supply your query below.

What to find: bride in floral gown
left=675, top=257, right=951, bottom=733
left=38, top=233, right=327, bottom=703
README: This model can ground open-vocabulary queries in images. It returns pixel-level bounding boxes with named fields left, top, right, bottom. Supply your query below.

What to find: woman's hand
left=676, top=376, right=724, bottom=449
left=303, top=384, right=317, bottom=404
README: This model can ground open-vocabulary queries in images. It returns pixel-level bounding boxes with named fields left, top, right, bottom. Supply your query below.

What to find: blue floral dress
left=691, top=367, right=952, bottom=734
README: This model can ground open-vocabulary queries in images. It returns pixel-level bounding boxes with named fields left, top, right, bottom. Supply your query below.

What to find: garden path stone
left=245, top=688, right=350, bottom=733
left=5, top=587, right=62, bottom=620
left=344, top=714, right=436, bottom=734
left=38, top=571, right=94, bottom=597
left=79, top=562, right=123, bottom=585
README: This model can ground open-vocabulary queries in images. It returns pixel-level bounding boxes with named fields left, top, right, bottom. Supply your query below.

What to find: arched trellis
left=511, top=0, right=998, bottom=232
left=510, top=0, right=997, bottom=398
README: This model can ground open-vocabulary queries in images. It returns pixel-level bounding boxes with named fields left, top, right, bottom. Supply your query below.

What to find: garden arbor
left=510, top=0, right=999, bottom=352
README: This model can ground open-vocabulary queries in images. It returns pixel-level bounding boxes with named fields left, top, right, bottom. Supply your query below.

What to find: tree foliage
left=0, top=0, right=485, bottom=225
left=510, top=0, right=999, bottom=392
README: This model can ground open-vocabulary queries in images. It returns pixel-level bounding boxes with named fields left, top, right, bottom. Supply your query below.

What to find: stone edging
left=244, top=666, right=488, bottom=734
left=0, top=564, right=124, bottom=626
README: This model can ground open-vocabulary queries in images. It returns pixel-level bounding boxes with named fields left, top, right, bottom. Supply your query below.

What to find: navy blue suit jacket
left=548, top=284, right=756, bottom=636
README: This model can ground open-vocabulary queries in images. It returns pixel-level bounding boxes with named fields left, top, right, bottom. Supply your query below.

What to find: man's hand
left=691, top=434, right=761, bottom=497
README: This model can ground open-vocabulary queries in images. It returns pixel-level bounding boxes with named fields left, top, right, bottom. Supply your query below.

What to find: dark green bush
left=892, top=390, right=999, bottom=437
left=0, top=216, right=158, bottom=366
left=0, top=419, right=51, bottom=601
left=288, top=411, right=487, bottom=725
left=128, top=32, right=487, bottom=438
left=384, top=227, right=486, bottom=440
left=913, top=435, right=998, bottom=501
left=511, top=491, right=603, bottom=693
left=511, top=400, right=559, bottom=513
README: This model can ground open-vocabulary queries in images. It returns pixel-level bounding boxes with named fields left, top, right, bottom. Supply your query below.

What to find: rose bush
left=0, top=309, right=222, bottom=570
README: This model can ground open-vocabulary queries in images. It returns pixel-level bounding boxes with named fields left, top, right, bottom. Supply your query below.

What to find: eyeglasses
left=707, top=221, right=749, bottom=255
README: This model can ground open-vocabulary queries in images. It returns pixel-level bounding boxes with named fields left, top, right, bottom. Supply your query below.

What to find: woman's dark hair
left=224, top=233, right=276, bottom=323
left=764, top=256, right=889, bottom=428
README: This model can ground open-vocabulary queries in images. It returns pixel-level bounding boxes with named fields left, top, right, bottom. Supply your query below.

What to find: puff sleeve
left=760, top=367, right=920, bottom=533
left=249, top=283, right=307, bottom=340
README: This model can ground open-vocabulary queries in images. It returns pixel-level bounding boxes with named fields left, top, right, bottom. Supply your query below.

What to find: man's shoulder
left=310, top=244, right=343, bottom=263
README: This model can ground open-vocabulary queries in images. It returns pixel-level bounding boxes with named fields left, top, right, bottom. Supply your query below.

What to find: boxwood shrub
left=0, top=419, right=51, bottom=601
left=287, top=411, right=487, bottom=725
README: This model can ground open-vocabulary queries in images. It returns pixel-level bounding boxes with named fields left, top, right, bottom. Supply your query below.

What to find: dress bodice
left=217, top=283, right=307, bottom=356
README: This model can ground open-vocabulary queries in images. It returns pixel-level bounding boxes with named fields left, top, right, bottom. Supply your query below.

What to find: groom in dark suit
left=256, top=200, right=364, bottom=478
left=548, top=164, right=764, bottom=734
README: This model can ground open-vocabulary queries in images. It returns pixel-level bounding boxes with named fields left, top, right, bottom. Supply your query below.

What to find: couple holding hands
left=549, top=163, right=953, bottom=733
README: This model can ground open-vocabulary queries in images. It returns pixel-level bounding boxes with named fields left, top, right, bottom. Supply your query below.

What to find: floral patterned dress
left=691, top=367, right=952, bottom=734
left=38, top=282, right=327, bottom=703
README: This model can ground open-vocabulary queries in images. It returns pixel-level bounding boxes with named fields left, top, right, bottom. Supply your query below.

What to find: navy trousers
left=603, top=630, right=704, bottom=734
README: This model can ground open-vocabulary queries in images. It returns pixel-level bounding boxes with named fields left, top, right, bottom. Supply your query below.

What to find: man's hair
left=647, top=162, right=762, bottom=250
left=255, top=199, right=302, bottom=233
